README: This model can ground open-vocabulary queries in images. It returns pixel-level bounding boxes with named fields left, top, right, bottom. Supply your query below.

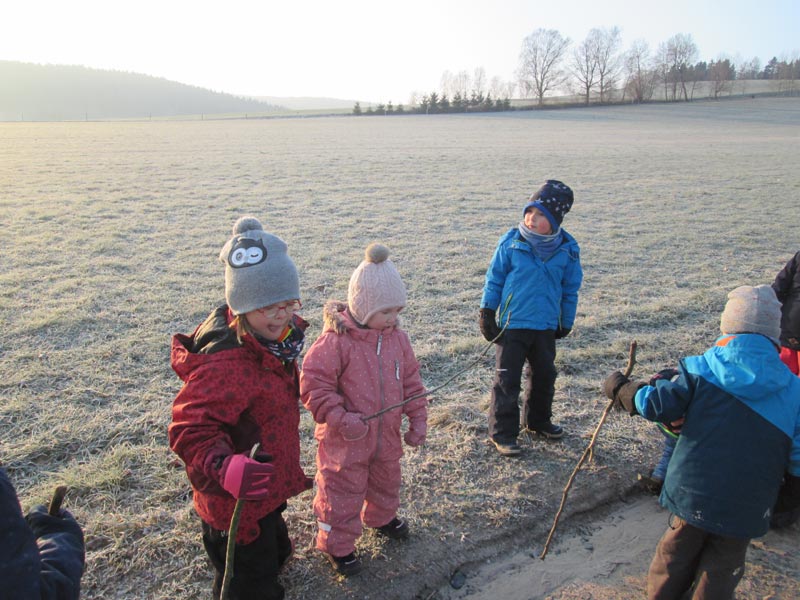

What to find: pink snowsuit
left=300, top=301, right=428, bottom=556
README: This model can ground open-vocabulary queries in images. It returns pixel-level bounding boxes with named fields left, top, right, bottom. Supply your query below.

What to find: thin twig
left=539, top=340, right=637, bottom=560
left=221, top=443, right=261, bottom=600
left=48, top=486, right=68, bottom=516
left=362, top=313, right=511, bottom=422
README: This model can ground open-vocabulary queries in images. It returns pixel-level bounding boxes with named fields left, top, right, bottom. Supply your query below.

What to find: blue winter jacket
left=634, top=333, right=800, bottom=539
left=480, top=227, right=582, bottom=331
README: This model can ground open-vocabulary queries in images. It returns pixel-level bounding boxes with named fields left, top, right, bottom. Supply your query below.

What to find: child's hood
left=693, top=333, right=797, bottom=403
left=321, top=299, right=400, bottom=337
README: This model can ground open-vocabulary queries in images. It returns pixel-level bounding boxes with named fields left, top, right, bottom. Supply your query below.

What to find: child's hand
left=219, top=453, right=275, bottom=500
left=404, top=429, right=426, bottom=447
left=404, top=418, right=427, bottom=447
left=479, top=308, right=502, bottom=342
left=339, top=412, right=369, bottom=441
left=649, top=368, right=679, bottom=385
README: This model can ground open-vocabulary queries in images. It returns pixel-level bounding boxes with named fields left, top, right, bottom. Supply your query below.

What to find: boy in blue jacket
left=480, top=180, right=583, bottom=456
left=604, top=285, right=800, bottom=599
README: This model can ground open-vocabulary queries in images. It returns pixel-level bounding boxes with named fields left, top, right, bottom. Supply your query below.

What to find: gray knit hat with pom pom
left=219, top=216, right=300, bottom=315
left=348, top=243, right=407, bottom=325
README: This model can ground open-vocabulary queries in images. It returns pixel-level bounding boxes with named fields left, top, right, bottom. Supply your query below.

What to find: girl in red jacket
left=300, top=243, right=428, bottom=576
left=169, top=217, right=312, bottom=600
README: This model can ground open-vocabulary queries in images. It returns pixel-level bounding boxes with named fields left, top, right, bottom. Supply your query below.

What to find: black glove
left=771, top=474, right=800, bottom=529
left=649, top=368, right=679, bottom=386
left=554, top=326, right=571, bottom=339
left=602, top=370, right=643, bottom=415
left=479, top=308, right=502, bottom=342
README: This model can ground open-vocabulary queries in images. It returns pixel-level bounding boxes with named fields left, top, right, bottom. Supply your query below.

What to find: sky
left=2, top=0, right=798, bottom=104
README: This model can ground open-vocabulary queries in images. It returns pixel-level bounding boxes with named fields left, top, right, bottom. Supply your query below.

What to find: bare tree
left=571, top=30, right=599, bottom=104
left=708, top=58, right=734, bottom=98
left=439, top=70, right=455, bottom=98
left=665, top=33, right=699, bottom=101
left=472, top=67, right=486, bottom=98
left=594, top=26, right=623, bottom=102
left=518, top=28, right=571, bottom=105
left=623, top=39, right=657, bottom=102
left=454, top=70, right=471, bottom=99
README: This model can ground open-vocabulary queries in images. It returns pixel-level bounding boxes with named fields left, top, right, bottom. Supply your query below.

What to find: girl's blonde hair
left=230, top=314, right=255, bottom=344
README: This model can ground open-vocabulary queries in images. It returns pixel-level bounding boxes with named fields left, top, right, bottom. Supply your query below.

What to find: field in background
left=1, top=97, right=799, bottom=599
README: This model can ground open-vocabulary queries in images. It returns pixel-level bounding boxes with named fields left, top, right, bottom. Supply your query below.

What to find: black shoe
left=492, top=439, right=522, bottom=456
left=530, top=422, right=564, bottom=439
left=375, top=516, right=410, bottom=539
left=326, top=551, right=363, bottom=577
left=637, top=472, right=664, bottom=495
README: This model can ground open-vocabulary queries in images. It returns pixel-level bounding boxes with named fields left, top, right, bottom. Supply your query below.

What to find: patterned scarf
left=518, top=221, right=563, bottom=260
left=257, top=320, right=305, bottom=363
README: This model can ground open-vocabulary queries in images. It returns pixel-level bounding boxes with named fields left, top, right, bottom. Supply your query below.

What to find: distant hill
left=0, top=61, right=285, bottom=121
left=254, top=96, right=365, bottom=111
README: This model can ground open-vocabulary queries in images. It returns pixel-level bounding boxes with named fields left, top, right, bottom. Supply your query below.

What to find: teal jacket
left=634, top=333, right=800, bottom=538
left=480, top=227, right=582, bottom=331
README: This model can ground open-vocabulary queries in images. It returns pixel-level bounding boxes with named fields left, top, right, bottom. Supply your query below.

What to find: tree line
left=354, top=29, right=799, bottom=115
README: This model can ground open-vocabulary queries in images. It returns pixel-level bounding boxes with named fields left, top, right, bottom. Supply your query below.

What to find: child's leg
left=646, top=515, right=705, bottom=600
left=361, top=458, right=402, bottom=529
left=489, top=330, right=529, bottom=443
left=779, top=346, right=799, bottom=375
left=201, top=510, right=287, bottom=600
left=691, top=533, right=749, bottom=599
left=522, top=331, right=557, bottom=428
left=652, top=430, right=678, bottom=482
left=313, top=450, right=369, bottom=558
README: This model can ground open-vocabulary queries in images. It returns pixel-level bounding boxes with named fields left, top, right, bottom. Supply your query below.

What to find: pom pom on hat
left=720, top=284, right=781, bottom=346
left=232, top=216, right=263, bottom=234
left=219, top=216, right=300, bottom=315
left=348, top=243, right=407, bottom=325
left=523, top=179, right=574, bottom=230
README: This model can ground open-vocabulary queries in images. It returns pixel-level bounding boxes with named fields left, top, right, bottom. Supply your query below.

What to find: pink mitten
left=219, top=453, right=274, bottom=500
left=339, top=412, right=369, bottom=441
left=404, top=421, right=427, bottom=447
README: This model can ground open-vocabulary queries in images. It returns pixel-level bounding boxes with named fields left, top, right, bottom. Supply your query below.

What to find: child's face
left=246, top=300, right=300, bottom=340
left=524, top=207, right=553, bottom=235
left=366, top=307, right=403, bottom=330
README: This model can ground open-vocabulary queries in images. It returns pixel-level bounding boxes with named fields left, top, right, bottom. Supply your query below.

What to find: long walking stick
left=539, top=341, right=637, bottom=560
left=220, top=443, right=261, bottom=600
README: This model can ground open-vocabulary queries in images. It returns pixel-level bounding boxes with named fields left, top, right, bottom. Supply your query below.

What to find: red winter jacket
left=300, top=301, right=428, bottom=462
left=169, top=306, right=312, bottom=544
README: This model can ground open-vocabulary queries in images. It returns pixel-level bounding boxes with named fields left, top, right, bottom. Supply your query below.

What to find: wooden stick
left=362, top=314, right=511, bottom=422
left=220, top=443, right=261, bottom=600
left=48, top=485, right=68, bottom=516
left=539, top=341, right=637, bottom=560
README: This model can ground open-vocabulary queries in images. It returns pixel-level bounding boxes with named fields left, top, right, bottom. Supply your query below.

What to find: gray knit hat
left=219, top=216, right=300, bottom=315
left=348, top=243, right=407, bottom=325
left=720, top=284, right=781, bottom=345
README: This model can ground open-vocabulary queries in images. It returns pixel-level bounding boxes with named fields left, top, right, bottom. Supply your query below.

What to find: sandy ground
left=436, top=494, right=800, bottom=600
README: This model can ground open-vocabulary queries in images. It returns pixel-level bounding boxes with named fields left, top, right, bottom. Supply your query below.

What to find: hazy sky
left=2, top=0, right=798, bottom=103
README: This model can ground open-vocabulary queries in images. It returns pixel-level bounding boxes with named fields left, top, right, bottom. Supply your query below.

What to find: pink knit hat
left=347, top=243, right=407, bottom=325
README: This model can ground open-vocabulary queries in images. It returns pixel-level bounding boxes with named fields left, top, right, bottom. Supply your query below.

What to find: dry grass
left=1, top=97, right=799, bottom=599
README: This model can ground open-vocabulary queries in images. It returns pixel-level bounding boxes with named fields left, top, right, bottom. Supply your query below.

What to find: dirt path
left=436, top=496, right=800, bottom=600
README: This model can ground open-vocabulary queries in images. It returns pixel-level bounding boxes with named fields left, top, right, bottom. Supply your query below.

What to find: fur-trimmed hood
left=321, top=299, right=401, bottom=335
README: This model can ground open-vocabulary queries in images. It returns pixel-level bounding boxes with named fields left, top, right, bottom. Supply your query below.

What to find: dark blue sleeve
left=1, top=469, right=44, bottom=600
left=634, top=363, right=694, bottom=423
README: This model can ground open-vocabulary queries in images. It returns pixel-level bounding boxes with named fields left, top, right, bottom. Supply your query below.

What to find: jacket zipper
left=375, top=333, right=384, bottom=457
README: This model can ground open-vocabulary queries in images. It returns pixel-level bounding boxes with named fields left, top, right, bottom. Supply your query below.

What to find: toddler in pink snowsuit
left=300, top=243, right=428, bottom=576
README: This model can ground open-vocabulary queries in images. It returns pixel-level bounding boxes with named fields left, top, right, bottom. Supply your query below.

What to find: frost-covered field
left=1, top=97, right=799, bottom=599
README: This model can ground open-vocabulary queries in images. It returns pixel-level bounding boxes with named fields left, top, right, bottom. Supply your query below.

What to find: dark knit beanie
left=523, top=179, right=574, bottom=230
left=219, top=216, right=300, bottom=315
